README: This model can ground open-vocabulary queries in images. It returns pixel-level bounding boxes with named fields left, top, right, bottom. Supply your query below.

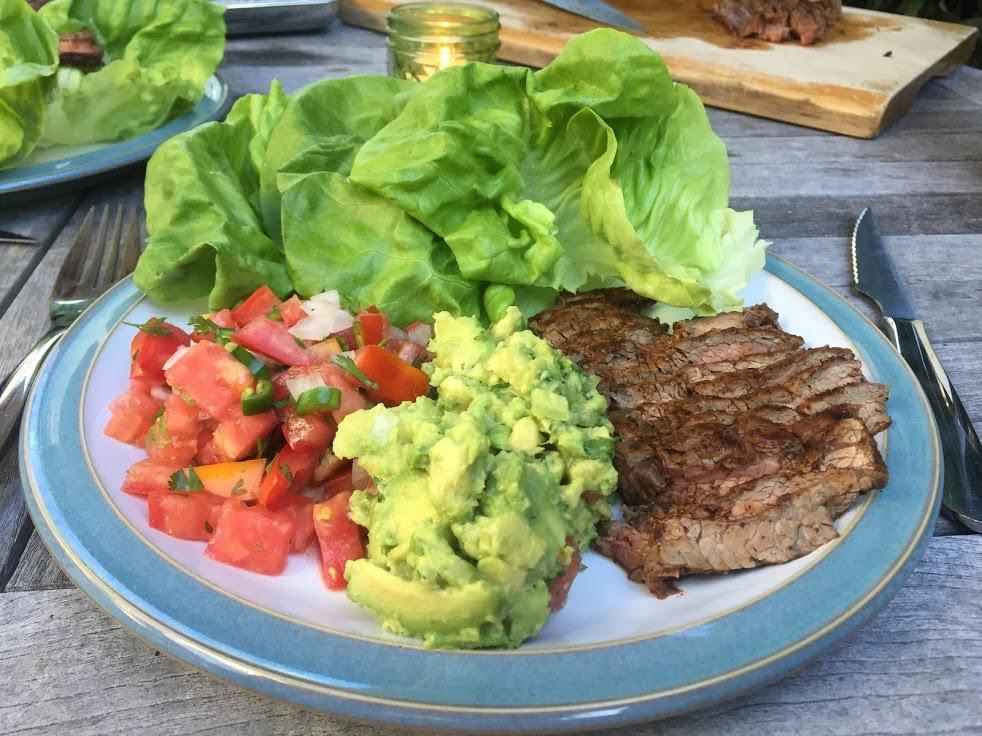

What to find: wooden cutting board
left=341, top=0, right=977, bottom=138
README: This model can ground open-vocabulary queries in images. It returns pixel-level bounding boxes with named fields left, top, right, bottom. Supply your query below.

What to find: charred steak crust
left=529, top=291, right=890, bottom=596
left=710, top=0, right=843, bottom=46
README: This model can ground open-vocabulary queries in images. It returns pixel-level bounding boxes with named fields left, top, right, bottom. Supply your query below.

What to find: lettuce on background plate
left=0, top=0, right=58, bottom=169
left=38, top=0, right=225, bottom=146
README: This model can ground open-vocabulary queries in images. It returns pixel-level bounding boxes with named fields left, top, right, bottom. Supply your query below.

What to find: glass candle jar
left=387, top=2, right=500, bottom=82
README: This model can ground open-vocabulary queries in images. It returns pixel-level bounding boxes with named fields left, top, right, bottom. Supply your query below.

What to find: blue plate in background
left=0, top=75, right=229, bottom=200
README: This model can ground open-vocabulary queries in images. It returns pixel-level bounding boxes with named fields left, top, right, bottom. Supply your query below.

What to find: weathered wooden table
left=2, top=21, right=981, bottom=736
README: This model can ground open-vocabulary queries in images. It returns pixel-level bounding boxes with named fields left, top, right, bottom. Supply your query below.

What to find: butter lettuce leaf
left=38, top=0, right=225, bottom=146
left=281, top=171, right=483, bottom=325
left=534, top=30, right=767, bottom=315
left=259, top=75, right=415, bottom=241
left=134, top=85, right=291, bottom=308
left=0, top=0, right=58, bottom=169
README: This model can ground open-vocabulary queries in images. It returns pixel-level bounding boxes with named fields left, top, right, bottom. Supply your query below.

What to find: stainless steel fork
left=0, top=205, right=142, bottom=451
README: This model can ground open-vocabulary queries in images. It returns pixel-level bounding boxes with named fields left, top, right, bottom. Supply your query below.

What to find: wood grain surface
left=340, top=0, right=978, bottom=137
left=0, top=21, right=980, bottom=736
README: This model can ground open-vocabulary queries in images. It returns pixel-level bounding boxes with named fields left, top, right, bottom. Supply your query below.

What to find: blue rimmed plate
left=20, top=255, right=941, bottom=734
left=0, top=75, right=229, bottom=201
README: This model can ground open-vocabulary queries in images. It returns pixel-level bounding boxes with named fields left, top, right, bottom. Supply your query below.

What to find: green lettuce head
left=0, top=0, right=58, bottom=169
left=38, top=0, right=225, bottom=146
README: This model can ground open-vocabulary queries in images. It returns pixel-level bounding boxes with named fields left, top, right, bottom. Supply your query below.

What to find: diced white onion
left=284, top=372, right=326, bottom=400
left=406, top=322, right=433, bottom=347
left=387, top=325, right=408, bottom=342
left=162, top=345, right=190, bottom=372
left=289, top=290, right=354, bottom=341
left=149, top=385, right=172, bottom=402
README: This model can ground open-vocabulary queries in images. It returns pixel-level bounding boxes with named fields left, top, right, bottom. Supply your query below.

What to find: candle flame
left=437, top=45, right=455, bottom=70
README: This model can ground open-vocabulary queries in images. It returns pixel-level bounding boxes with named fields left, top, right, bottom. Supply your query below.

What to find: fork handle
left=0, top=328, right=66, bottom=453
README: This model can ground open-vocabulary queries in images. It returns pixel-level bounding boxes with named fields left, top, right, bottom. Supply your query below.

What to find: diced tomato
left=231, top=285, right=282, bottom=327
left=122, top=460, right=182, bottom=496
left=548, top=544, right=581, bottom=612
left=162, top=394, right=200, bottom=438
left=164, top=341, right=255, bottom=420
left=313, top=492, right=365, bottom=590
left=234, top=317, right=311, bottom=367
left=284, top=496, right=316, bottom=553
left=281, top=407, right=335, bottom=454
left=405, top=321, right=433, bottom=347
left=104, top=389, right=163, bottom=446
left=212, top=408, right=278, bottom=461
left=195, top=432, right=225, bottom=465
left=319, top=365, right=370, bottom=421
left=194, top=458, right=266, bottom=499
left=211, top=309, right=237, bottom=329
left=142, top=393, right=202, bottom=465
left=322, top=470, right=354, bottom=498
left=148, top=490, right=225, bottom=542
left=129, top=320, right=191, bottom=383
left=258, top=446, right=319, bottom=510
left=355, top=345, right=430, bottom=406
left=206, top=500, right=294, bottom=575
left=355, top=309, right=389, bottom=346
left=129, top=376, right=168, bottom=398
left=279, top=296, right=307, bottom=328
left=307, top=337, right=344, bottom=364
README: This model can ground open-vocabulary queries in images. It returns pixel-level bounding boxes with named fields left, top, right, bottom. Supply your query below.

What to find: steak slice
left=530, top=290, right=890, bottom=596
left=710, top=0, right=843, bottom=46
left=597, top=470, right=864, bottom=598
left=671, top=304, right=778, bottom=339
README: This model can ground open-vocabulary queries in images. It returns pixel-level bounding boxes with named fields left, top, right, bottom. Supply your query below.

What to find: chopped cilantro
left=280, top=463, right=294, bottom=484
left=169, top=467, right=203, bottom=493
left=267, top=305, right=282, bottom=321
left=123, top=318, right=171, bottom=337
left=230, top=479, right=246, bottom=496
left=188, top=315, right=234, bottom=344
left=332, top=354, right=378, bottom=390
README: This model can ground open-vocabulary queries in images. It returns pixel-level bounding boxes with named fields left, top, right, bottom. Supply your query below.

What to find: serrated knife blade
left=851, top=208, right=917, bottom=320
left=850, top=207, right=982, bottom=533
left=537, top=0, right=645, bottom=32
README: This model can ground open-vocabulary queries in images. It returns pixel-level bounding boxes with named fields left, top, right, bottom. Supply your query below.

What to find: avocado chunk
left=335, top=307, right=618, bottom=648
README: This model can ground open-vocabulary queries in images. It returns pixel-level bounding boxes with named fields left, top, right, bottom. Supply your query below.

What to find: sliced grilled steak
left=530, top=290, right=890, bottom=595
left=710, top=0, right=843, bottom=46
left=671, top=304, right=778, bottom=339
left=597, top=467, right=874, bottom=598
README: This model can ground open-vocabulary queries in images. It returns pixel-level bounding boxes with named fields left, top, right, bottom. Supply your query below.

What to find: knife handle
left=885, top=317, right=982, bottom=532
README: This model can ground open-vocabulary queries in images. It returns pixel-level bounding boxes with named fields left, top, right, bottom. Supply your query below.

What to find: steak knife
left=851, top=208, right=982, bottom=532
left=538, top=0, right=644, bottom=32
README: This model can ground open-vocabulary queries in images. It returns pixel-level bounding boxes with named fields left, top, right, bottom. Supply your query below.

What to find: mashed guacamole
left=332, top=307, right=618, bottom=648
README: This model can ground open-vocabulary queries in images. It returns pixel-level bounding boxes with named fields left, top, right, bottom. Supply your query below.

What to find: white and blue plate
left=0, top=75, right=229, bottom=200
left=20, top=255, right=941, bottom=733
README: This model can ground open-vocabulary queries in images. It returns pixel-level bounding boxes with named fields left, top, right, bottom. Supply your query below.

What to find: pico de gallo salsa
left=104, top=285, right=433, bottom=589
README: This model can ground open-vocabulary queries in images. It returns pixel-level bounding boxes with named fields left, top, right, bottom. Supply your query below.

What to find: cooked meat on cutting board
left=58, top=30, right=104, bottom=70
left=710, top=0, right=843, bottom=46
left=529, top=289, right=890, bottom=598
